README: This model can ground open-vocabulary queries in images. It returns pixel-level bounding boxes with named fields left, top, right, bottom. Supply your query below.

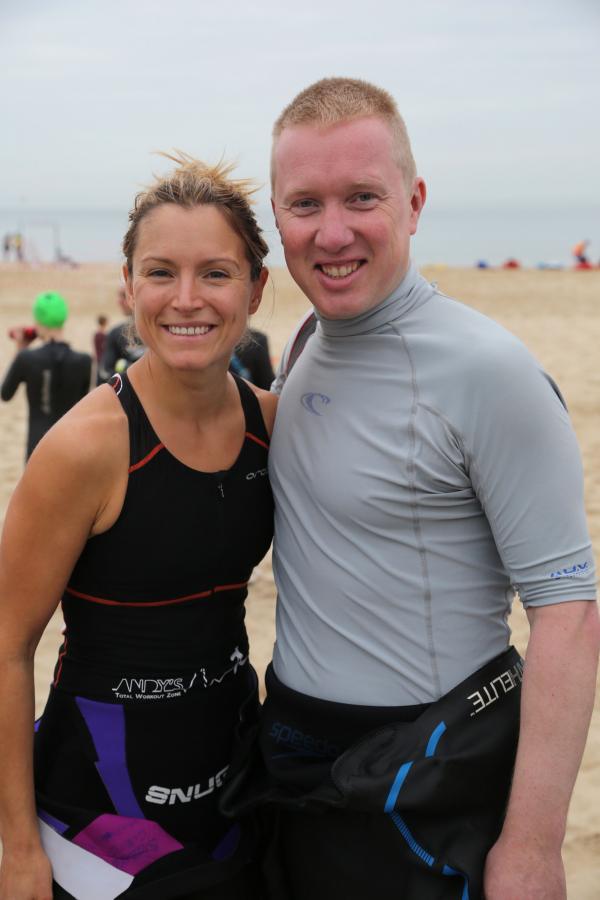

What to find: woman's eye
left=148, top=268, right=171, bottom=278
left=206, top=270, right=229, bottom=280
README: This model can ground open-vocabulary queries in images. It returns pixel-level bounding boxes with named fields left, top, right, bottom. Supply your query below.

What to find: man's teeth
left=320, top=262, right=361, bottom=278
left=167, top=325, right=212, bottom=336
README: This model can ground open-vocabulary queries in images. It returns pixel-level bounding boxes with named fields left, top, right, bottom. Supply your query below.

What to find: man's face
left=272, top=116, right=425, bottom=320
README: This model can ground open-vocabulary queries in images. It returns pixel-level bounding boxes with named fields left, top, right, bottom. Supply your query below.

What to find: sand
left=0, top=262, right=599, bottom=896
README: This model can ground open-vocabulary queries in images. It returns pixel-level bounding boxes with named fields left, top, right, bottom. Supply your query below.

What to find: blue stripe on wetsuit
left=383, top=721, right=470, bottom=899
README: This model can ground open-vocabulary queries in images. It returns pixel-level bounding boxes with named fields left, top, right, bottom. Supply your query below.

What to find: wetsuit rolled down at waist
left=35, top=371, right=273, bottom=899
left=222, top=647, right=523, bottom=900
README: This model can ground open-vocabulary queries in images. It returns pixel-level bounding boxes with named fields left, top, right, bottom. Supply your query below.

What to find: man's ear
left=409, top=178, right=427, bottom=235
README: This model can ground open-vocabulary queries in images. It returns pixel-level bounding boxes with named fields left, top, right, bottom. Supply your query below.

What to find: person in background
left=1, top=291, right=92, bottom=459
left=98, top=286, right=145, bottom=381
left=222, top=77, right=599, bottom=900
left=234, top=329, right=275, bottom=390
left=13, top=233, right=24, bottom=263
left=93, top=313, right=109, bottom=363
left=0, top=153, right=274, bottom=899
left=572, top=239, right=590, bottom=265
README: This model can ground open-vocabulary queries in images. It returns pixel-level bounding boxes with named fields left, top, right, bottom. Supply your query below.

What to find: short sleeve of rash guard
left=460, top=339, right=596, bottom=607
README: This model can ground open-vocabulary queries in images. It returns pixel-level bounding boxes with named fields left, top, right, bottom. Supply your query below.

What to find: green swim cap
left=32, top=291, right=69, bottom=328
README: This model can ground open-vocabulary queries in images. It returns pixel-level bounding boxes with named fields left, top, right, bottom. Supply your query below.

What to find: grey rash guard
left=269, top=263, right=597, bottom=706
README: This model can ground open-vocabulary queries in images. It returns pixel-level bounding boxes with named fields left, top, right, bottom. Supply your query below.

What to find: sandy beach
left=0, top=262, right=599, bottom=896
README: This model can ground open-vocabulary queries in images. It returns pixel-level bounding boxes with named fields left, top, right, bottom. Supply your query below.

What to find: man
left=1, top=291, right=92, bottom=459
left=223, top=78, right=599, bottom=899
left=98, top=286, right=144, bottom=382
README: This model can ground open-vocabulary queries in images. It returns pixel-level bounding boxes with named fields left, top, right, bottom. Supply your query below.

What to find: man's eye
left=292, top=199, right=318, bottom=214
left=352, top=192, right=378, bottom=205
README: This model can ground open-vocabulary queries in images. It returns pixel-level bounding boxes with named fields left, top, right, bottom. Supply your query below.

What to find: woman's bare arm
left=0, top=389, right=128, bottom=899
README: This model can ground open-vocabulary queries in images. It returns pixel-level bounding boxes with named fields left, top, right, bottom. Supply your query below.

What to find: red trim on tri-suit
left=128, top=443, right=165, bottom=473
left=64, top=581, right=249, bottom=607
left=245, top=432, right=269, bottom=450
left=53, top=635, right=68, bottom=687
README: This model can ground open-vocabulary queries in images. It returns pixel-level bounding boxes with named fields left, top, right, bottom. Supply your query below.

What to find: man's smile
left=316, top=260, right=365, bottom=279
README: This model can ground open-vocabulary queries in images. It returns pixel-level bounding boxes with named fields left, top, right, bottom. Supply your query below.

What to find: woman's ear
left=121, top=264, right=134, bottom=311
left=249, top=267, right=269, bottom=315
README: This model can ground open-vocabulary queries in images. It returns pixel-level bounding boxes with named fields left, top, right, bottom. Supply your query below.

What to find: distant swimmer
left=92, top=313, right=109, bottom=363
left=572, top=239, right=590, bottom=265
left=1, top=291, right=92, bottom=459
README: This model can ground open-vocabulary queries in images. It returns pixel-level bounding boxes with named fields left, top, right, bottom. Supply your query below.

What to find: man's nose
left=314, top=205, right=354, bottom=253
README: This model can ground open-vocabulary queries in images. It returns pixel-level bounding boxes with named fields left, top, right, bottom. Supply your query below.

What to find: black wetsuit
left=1, top=341, right=92, bottom=458
left=34, top=372, right=273, bottom=899
left=98, top=321, right=145, bottom=382
left=235, top=330, right=274, bottom=391
left=222, top=648, right=523, bottom=900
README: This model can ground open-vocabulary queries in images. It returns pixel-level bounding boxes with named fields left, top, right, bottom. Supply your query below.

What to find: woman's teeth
left=167, top=325, right=212, bottom=335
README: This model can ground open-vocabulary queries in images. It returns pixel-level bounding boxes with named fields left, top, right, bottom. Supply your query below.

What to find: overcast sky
left=2, top=0, right=599, bottom=218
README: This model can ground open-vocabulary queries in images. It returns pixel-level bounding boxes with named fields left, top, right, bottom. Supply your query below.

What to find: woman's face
left=124, top=203, right=267, bottom=373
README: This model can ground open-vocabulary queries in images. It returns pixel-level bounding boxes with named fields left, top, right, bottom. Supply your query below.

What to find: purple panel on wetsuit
left=75, top=696, right=144, bottom=819
left=73, top=813, right=183, bottom=875
left=211, top=822, right=241, bottom=861
left=38, top=808, right=69, bottom=834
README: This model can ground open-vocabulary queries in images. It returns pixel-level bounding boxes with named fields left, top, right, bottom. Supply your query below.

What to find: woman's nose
left=173, top=276, right=202, bottom=310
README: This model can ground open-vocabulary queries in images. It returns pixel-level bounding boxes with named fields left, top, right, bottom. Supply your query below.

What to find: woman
left=0, top=154, right=275, bottom=899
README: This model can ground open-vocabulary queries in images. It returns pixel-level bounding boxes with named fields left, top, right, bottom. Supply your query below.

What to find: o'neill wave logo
left=549, top=561, right=589, bottom=580
left=301, top=392, right=331, bottom=416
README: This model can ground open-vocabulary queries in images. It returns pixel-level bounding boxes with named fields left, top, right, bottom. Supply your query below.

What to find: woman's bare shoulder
left=30, top=384, right=128, bottom=485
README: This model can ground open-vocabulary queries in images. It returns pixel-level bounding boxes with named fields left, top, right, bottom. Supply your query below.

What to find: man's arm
left=484, top=599, right=600, bottom=900
left=0, top=352, right=26, bottom=401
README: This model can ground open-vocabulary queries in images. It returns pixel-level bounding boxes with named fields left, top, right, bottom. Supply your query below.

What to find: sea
left=1, top=205, right=598, bottom=270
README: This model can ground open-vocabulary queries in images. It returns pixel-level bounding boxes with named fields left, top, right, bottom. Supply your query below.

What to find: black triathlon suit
left=34, top=372, right=273, bottom=899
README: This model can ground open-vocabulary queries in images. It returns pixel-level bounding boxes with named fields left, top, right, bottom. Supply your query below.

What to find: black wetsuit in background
left=98, top=321, right=144, bottom=382
left=1, top=340, right=92, bottom=458
left=235, top=330, right=274, bottom=390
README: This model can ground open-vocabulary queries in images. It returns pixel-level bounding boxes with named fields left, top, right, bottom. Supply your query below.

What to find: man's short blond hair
left=271, top=77, right=417, bottom=190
